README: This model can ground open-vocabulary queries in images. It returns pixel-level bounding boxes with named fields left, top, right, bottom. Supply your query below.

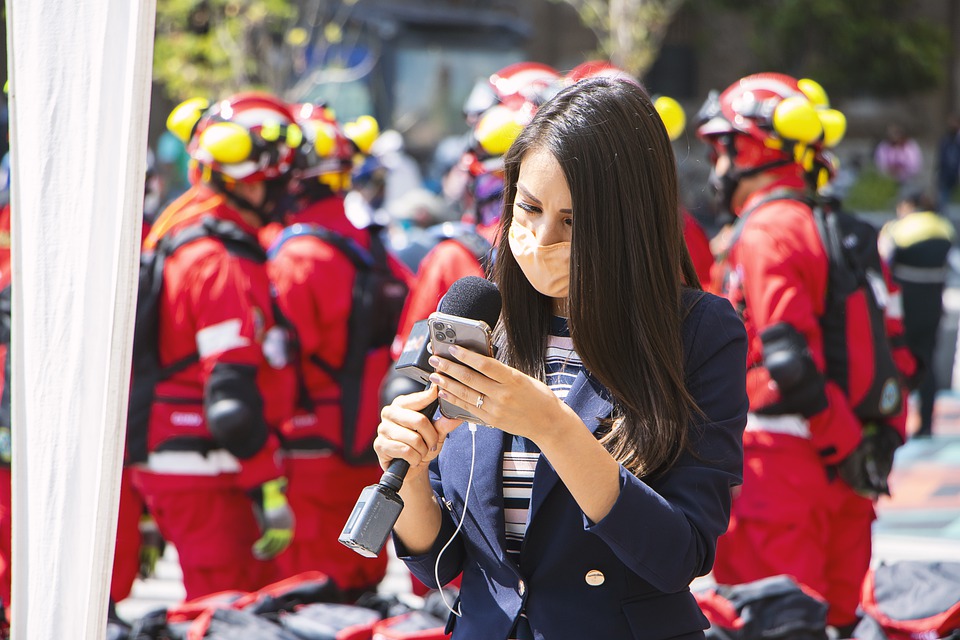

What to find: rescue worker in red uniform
left=133, top=93, right=299, bottom=601
left=697, top=73, right=907, bottom=634
left=267, top=104, right=413, bottom=598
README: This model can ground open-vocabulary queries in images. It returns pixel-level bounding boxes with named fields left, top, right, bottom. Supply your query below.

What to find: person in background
left=699, top=73, right=905, bottom=635
left=344, top=155, right=388, bottom=231
left=155, top=128, right=192, bottom=209
left=133, top=93, right=298, bottom=600
left=376, top=77, right=747, bottom=639
left=267, top=103, right=413, bottom=599
left=875, top=123, right=923, bottom=199
left=369, top=130, right=423, bottom=214
left=879, top=191, right=956, bottom=437
left=936, top=114, right=960, bottom=212
left=383, top=188, right=458, bottom=271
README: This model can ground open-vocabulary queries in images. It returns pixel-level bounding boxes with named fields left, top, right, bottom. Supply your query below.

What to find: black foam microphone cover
left=438, top=275, right=502, bottom=329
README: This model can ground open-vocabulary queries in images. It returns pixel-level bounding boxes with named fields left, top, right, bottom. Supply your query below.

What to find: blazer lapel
left=526, top=371, right=614, bottom=524
left=442, top=421, right=509, bottom=562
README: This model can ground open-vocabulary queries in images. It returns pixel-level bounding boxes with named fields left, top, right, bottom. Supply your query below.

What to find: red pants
left=275, top=454, right=387, bottom=593
left=713, top=433, right=875, bottom=628
left=112, top=468, right=144, bottom=603
left=133, top=469, right=279, bottom=601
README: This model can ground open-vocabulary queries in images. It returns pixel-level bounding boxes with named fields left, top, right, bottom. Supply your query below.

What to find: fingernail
left=438, top=389, right=448, bottom=399
left=431, top=444, right=438, bottom=452
left=428, top=356, right=440, bottom=368
left=429, top=373, right=443, bottom=385
left=448, top=345, right=461, bottom=356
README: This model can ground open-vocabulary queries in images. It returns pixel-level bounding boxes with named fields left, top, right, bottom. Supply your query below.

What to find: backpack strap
left=721, top=188, right=812, bottom=262
left=154, top=217, right=267, bottom=377
left=427, top=222, right=494, bottom=274
left=268, top=223, right=382, bottom=463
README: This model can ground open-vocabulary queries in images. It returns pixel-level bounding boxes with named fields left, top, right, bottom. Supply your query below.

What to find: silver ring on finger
left=476, top=393, right=485, bottom=409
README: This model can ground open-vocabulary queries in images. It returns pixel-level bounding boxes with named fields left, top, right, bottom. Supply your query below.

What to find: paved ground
left=114, top=392, right=960, bottom=626
left=871, top=391, right=960, bottom=564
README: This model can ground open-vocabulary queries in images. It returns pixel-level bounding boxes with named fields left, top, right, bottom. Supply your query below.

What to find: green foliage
left=154, top=0, right=297, bottom=102
left=844, top=167, right=899, bottom=212
left=709, top=0, right=948, bottom=97
left=548, top=0, right=686, bottom=78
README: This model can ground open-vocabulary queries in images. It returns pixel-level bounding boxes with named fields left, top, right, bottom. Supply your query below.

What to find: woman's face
left=512, top=148, right=573, bottom=245
left=510, top=148, right=574, bottom=313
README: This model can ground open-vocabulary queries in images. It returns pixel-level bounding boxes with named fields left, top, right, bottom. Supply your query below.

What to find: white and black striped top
left=502, top=316, right=582, bottom=562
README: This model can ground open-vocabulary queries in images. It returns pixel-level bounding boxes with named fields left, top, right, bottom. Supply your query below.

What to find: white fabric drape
left=6, top=1, right=155, bottom=636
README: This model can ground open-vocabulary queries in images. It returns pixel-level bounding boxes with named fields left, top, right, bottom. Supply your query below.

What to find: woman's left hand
left=428, top=345, right=575, bottom=442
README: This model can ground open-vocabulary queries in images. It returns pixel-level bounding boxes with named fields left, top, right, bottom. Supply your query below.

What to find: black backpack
left=814, top=202, right=903, bottom=421
left=126, top=216, right=267, bottom=465
left=267, top=223, right=408, bottom=464
left=392, top=221, right=494, bottom=275
left=727, top=192, right=903, bottom=422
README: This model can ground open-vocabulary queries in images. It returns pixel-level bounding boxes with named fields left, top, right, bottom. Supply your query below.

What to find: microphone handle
left=380, top=458, right=409, bottom=492
left=378, top=396, right=439, bottom=493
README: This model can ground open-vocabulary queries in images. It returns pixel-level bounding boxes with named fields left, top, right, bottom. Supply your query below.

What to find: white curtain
left=6, top=1, right=155, bottom=637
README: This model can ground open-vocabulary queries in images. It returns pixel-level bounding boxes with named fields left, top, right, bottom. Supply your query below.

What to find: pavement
left=871, top=392, right=960, bottom=564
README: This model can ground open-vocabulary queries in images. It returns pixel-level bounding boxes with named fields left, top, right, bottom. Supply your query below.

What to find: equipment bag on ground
left=277, top=602, right=381, bottom=640
left=695, top=574, right=829, bottom=640
left=371, top=611, right=449, bottom=640
left=854, top=561, right=960, bottom=639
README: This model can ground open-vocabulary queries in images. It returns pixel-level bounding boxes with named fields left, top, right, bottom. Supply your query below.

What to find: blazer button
left=585, top=570, right=605, bottom=587
left=518, top=579, right=526, bottom=596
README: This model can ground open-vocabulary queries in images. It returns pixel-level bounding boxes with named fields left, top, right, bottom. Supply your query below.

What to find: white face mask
left=508, top=220, right=571, bottom=299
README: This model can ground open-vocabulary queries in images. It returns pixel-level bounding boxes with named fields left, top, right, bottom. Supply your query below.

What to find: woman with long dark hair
left=374, top=77, right=748, bottom=639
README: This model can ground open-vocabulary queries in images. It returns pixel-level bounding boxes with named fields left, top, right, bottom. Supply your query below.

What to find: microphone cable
left=433, top=421, right=479, bottom=618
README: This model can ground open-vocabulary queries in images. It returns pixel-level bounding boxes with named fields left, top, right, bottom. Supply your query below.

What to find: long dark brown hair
left=492, top=77, right=702, bottom=478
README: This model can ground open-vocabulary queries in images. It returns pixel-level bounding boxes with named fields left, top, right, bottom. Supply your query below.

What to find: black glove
left=835, top=422, right=902, bottom=500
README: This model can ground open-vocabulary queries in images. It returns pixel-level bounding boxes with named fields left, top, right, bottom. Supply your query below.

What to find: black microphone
left=339, top=276, right=502, bottom=558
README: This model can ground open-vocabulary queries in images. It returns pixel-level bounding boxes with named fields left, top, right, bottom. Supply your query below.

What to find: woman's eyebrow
left=516, top=183, right=541, bottom=204
left=516, top=183, right=573, bottom=214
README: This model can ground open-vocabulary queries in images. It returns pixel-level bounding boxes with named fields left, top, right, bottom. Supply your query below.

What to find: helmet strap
left=210, top=173, right=290, bottom=225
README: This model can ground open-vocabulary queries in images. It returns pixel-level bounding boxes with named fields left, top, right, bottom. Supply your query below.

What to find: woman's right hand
left=374, top=384, right=452, bottom=480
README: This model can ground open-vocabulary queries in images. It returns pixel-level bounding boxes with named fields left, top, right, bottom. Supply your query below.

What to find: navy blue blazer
left=396, top=292, right=748, bottom=640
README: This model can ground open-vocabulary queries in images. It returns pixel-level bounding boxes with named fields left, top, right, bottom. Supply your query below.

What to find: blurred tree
left=709, top=0, right=947, bottom=97
left=154, top=0, right=299, bottom=101
left=549, top=0, right=686, bottom=78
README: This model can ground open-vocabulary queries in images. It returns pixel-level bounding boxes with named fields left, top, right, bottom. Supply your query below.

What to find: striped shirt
left=502, top=316, right=582, bottom=561
left=505, top=316, right=582, bottom=639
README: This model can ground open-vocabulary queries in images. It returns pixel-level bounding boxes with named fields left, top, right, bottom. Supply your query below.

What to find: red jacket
left=147, top=184, right=293, bottom=489
left=717, top=177, right=862, bottom=464
left=268, top=196, right=413, bottom=453
left=682, top=210, right=714, bottom=288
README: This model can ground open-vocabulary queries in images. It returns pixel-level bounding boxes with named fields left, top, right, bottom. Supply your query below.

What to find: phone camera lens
left=435, top=331, right=447, bottom=342
left=433, top=321, right=445, bottom=332
left=445, top=328, right=457, bottom=341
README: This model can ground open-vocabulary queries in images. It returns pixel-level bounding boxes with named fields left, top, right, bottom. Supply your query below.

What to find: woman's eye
left=563, top=217, right=573, bottom=227
left=516, top=201, right=540, bottom=214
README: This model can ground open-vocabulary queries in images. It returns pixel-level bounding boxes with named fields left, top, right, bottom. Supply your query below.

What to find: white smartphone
left=428, top=311, right=494, bottom=423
